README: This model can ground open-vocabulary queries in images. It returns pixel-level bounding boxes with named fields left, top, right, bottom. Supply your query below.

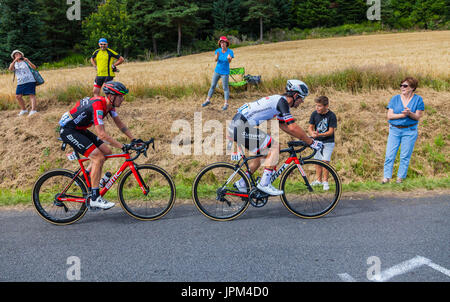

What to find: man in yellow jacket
left=90, top=38, right=124, bottom=97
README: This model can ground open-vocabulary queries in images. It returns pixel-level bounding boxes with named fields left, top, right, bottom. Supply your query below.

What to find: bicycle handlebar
left=125, top=138, right=155, bottom=162
left=282, top=140, right=320, bottom=160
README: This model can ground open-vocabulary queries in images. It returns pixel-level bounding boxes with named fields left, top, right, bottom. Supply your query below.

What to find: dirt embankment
left=0, top=88, right=448, bottom=190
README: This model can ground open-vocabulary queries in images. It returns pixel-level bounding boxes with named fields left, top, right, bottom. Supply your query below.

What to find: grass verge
left=3, top=176, right=448, bottom=207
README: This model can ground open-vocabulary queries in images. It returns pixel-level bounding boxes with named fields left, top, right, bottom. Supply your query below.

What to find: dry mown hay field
left=0, top=31, right=448, bottom=193
left=0, top=31, right=448, bottom=102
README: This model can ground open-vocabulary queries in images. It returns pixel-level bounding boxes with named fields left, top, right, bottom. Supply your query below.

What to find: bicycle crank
left=249, top=188, right=269, bottom=208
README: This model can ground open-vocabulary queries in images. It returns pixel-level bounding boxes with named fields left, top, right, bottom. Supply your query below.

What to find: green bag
left=25, top=61, right=45, bottom=86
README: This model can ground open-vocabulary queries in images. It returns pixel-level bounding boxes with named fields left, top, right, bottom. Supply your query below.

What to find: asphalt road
left=1, top=192, right=449, bottom=283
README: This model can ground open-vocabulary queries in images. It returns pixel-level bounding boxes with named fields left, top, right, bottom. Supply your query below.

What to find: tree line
left=0, top=0, right=448, bottom=67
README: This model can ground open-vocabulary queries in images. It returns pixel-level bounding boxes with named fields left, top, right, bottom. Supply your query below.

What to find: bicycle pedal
left=88, top=206, right=101, bottom=212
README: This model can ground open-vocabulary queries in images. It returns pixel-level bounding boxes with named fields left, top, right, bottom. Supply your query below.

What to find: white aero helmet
left=286, top=79, right=309, bottom=99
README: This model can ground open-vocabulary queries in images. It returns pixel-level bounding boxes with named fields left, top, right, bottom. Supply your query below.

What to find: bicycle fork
left=271, top=158, right=314, bottom=193
left=129, top=164, right=150, bottom=196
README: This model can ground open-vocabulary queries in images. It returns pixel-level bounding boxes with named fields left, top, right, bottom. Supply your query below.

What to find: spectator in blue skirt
left=8, top=50, right=38, bottom=116
left=382, top=77, right=424, bottom=184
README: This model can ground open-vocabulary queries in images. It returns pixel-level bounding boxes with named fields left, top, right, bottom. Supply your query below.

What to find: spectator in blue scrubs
left=382, top=77, right=424, bottom=184
left=202, top=36, right=234, bottom=111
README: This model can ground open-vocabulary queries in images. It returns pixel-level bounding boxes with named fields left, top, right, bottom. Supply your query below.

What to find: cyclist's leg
left=60, top=128, right=103, bottom=186
left=228, top=116, right=257, bottom=189
left=241, top=123, right=282, bottom=195
left=88, top=147, right=114, bottom=208
left=81, top=130, right=110, bottom=173
left=258, top=145, right=280, bottom=187
left=88, top=148, right=106, bottom=188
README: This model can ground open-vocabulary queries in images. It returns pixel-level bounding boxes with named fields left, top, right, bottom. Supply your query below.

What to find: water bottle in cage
left=99, top=172, right=112, bottom=188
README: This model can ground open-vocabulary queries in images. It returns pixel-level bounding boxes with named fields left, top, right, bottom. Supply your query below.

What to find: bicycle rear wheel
left=118, top=164, right=176, bottom=220
left=280, top=159, right=342, bottom=218
left=192, top=162, right=250, bottom=221
left=32, top=169, right=88, bottom=225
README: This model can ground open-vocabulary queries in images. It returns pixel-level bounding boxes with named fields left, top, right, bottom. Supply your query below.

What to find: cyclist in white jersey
left=228, top=79, right=323, bottom=196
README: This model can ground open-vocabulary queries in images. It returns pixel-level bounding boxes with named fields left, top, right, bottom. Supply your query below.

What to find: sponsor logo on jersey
left=73, top=112, right=87, bottom=124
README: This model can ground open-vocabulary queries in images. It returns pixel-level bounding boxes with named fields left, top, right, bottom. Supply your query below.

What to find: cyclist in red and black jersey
left=59, top=81, right=136, bottom=209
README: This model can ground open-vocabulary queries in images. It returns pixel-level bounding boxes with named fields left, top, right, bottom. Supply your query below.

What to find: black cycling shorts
left=94, top=76, right=114, bottom=88
left=228, top=113, right=272, bottom=154
left=59, top=127, right=104, bottom=157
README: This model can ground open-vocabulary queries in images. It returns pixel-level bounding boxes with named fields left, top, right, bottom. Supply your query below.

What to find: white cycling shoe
left=257, top=183, right=284, bottom=196
left=90, top=196, right=115, bottom=210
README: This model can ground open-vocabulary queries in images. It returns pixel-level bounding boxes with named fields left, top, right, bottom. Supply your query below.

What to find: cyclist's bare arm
left=280, top=122, right=314, bottom=145
left=112, top=115, right=135, bottom=140
left=94, top=124, right=123, bottom=149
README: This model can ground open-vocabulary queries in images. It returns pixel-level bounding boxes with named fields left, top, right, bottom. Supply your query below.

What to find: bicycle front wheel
left=32, top=169, right=88, bottom=225
left=118, top=164, right=176, bottom=221
left=280, top=159, right=342, bottom=218
left=192, top=162, right=250, bottom=221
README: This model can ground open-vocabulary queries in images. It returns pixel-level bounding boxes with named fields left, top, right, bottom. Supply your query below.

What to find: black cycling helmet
left=103, top=81, right=129, bottom=96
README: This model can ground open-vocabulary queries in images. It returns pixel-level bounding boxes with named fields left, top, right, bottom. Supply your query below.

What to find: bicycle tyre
left=32, top=169, right=88, bottom=225
left=192, top=162, right=250, bottom=221
left=118, top=164, right=176, bottom=221
left=279, top=159, right=342, bottom=219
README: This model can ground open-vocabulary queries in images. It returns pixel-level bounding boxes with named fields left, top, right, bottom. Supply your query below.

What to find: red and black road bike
left=33, top=138, right=176, bottom=225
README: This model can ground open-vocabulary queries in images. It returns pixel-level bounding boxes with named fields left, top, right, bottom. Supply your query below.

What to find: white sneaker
left=28, top=110, right=38, bottom=116
left=323, top=182, right=330, bottom=191
left=18, top=110, right=28, bottom=116
left=310, top=180, right=322, bottom=186
left=257, top=183, right=284, bottom=196
left=90, top=196, right=115, bottom=210
left=233, top=181, right=248, bottom=193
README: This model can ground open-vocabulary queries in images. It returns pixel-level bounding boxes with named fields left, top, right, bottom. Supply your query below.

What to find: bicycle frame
left=57, top=152, right=148, bottom=204
left=224, top=144, right=312, bottom=198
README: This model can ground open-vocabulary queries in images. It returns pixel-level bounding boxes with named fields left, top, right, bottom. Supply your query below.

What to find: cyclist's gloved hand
left=131, top=138, right=144, bottom=148
left=112, top=65, right=117, bottom=72
left=310, top=139, right=324, bottom=151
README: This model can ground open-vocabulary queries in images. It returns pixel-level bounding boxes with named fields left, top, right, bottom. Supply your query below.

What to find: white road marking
left=338, top=273, right=357, bottom=282
left=427, top=262, right=450, bottom=278
left=338, top=255, right=450, bottom=282
left=373, top=256, right=430, bottom=282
